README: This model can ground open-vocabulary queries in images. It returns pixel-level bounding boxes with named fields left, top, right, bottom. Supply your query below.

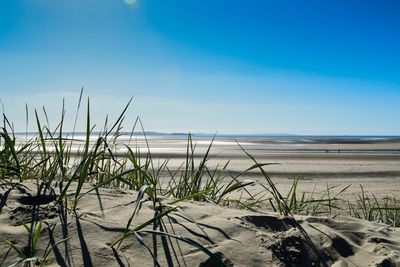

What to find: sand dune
left=1, top=182, right=399, bottom=267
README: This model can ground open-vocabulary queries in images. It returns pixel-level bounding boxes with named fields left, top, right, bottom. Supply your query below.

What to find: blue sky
left=0, top=0, right=399, bottom=134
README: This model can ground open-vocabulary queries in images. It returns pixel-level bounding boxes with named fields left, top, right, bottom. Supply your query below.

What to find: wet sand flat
left=123, top=136, right=400, bottom=200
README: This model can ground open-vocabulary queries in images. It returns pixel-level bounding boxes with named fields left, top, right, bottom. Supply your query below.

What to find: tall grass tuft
left=348, top=185, right=400, bottom=227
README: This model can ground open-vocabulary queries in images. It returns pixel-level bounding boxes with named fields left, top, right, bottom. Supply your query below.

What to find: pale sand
left=1, top=182, right=399, bottom=266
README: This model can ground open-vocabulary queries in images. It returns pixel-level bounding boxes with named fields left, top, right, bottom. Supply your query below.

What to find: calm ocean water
left=13, top=132, right=400, bottom=144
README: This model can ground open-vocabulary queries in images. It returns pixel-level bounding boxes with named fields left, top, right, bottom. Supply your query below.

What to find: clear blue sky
left=0, top=0, right=399, bottom=134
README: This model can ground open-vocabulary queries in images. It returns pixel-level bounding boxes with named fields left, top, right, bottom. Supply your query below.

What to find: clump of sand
left=1, top=182, right=399, bottom=266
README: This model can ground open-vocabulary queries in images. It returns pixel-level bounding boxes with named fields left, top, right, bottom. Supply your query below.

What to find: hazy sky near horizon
left=0, top=0, right=399, bottom=134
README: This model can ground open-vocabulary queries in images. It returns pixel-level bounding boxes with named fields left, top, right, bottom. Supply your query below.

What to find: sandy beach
left=1, top=135, right=400, bottom=266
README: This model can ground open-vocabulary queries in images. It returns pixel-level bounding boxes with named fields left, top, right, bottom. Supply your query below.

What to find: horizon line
left=12, top=131, right=400, bottom=138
